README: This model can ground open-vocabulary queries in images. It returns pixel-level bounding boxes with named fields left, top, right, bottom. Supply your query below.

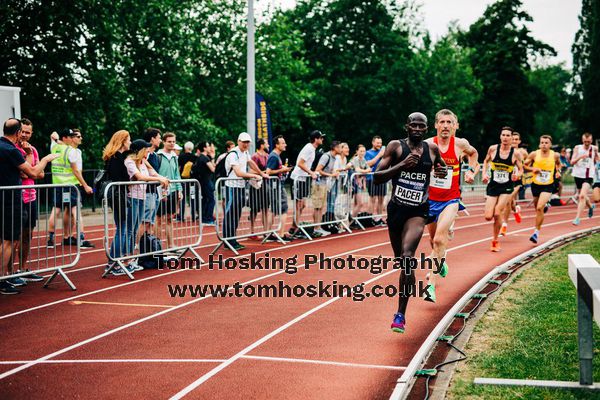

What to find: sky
left=259, top=0, right=582, bottom=66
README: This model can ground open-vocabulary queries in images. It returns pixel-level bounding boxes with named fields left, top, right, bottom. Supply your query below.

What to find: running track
left=0, top=202, right=597, bottom=399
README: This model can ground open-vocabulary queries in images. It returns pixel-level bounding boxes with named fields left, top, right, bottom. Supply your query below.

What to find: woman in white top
left=124, top=139, right=169, bottom=263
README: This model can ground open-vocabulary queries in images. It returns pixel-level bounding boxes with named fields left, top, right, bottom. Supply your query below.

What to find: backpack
left=181, top=161, right=193, bottom=178
left=93, top=164, right=112, bottom=203
left=311, top=148, right=325, bottom=171
left=138, top=233, right=164, bottom=269
left=215, top=150, right=237, bottom=179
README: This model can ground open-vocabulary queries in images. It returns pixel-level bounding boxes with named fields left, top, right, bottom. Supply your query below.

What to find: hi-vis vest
left=51, top=144, right=78, bottom=185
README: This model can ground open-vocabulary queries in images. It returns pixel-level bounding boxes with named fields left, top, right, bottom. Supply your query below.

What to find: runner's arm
left=372, top=141, right=403, bottom=184
left=523, top=152, right=537, bottom=172
left=554, top=153, right=562, bottom=178
left=457, top=138, right=479, bottom=181
left=430, top=143, right=448, bottom=178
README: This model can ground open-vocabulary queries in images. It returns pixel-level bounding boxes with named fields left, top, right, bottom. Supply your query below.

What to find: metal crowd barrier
left=348, top=172, right=392, bottom=230
left=212, top=176, right=285, bottom=255
left=292, top=174, right=352, bottom=239
left=0, top=183, right=81, bottom=290
left=102, top=179, right=203, bottom=279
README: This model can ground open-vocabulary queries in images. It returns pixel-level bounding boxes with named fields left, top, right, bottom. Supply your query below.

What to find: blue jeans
left=222, top=186, right=245, bottom=239
left=109, top=196, right=129, bottom=260
left=126, top=198, right=145, bottom=255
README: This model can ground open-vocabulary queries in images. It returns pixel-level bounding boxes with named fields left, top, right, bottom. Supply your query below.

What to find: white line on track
left=240, top=355, right=407, bottom=371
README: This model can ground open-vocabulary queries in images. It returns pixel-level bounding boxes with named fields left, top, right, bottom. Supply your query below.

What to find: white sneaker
left=315, top=228, right=331, bottom=237
left=128, top=260, right=144, bottom=272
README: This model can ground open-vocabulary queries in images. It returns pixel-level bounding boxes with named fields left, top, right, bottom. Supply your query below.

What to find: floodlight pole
left=247, top=0, right=256, bottom=154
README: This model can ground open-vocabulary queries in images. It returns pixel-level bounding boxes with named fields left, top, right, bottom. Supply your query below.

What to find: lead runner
left=373, top=112, right=447, bottom=334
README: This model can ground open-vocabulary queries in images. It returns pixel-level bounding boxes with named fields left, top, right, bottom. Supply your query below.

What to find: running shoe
left=7, top=277, right=27, bottom=287
left=490, top=240, right=500, bottom=252
left=572, top=217, right=580, bottom=226
left=232, top=242, right=246, bottom=251
left=499, top=223, right=508, bottom=236
left=589, top=204, right=595, bottom=219
left=0, top=281, right=21, bottom=295
left=529, top=231, right=539, bottom=244
left=514, top=205, right=522, bottom=223
left=439, top=261, right=449, bottom=278
left=128, top=260, right=144, bottom=272
left=424, top=283, right=436, bottom=303
left=21, top=272, right=44, bottom=282
left=391, top=312, right=406, bottom=333
left=80, top=240, right=95, bottom=249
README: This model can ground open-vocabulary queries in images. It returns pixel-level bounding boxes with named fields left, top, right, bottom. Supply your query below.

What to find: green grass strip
left=448, top=233, right=600, bottom=400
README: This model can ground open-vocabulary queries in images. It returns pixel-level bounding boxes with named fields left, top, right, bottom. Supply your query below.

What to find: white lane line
left=0, top=359, right=226, bottom=365
left=0, top=226, right=388, bottom=320
left=168, top=215, right=594, bottom=398
left=0, top=240, right=397, bottom=380
left=240, top=355, right=406, bottom=371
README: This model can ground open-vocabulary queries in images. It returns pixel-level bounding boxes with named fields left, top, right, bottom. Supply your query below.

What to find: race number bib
left=580, top=157, right=592, bottom=169
left=538, top=170, right=551, bottom=184
left=394, top=185, right=424, bottom=205
left=430, top=167, right=452, bottom=189
left=493, top=170, right=510, bottom=184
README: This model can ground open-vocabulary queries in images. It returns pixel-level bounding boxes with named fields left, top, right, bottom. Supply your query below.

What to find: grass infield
left=447, top=233, right=600, bottom=400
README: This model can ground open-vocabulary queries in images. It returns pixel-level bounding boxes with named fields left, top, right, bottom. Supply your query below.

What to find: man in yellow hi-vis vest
left=47, top=129, right=95, bottom=249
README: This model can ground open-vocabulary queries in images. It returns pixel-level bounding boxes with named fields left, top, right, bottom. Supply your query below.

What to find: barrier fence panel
left=349, top=172, right=392, bottom=231
left=292, top=174, right=352, bottom=239
left=1, top=183, right=81, bottom=290
left=102, top=179, right=203, bottom=279
left=212, top=176, right=284, bottom=255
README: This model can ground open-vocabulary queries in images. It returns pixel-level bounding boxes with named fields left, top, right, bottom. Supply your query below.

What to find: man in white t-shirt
left=571, top=132, right=599, bottom=225
left=221, top=132, right=267, bottom=250
left=290, top=130, right=324, bottom=236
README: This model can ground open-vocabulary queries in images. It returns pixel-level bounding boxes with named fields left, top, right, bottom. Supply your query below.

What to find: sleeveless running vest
left=572, top=145, right=596, bottom=179
left=532, top=150, right=556, bottom=185
left=488, top=145, right=515, bottom=191
left=390, top=140, right=432, bottom=207
left=429, top=136, right=461, bottom=201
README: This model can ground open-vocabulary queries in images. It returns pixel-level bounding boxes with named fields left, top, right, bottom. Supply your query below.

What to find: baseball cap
left=309, top=130, right=325, bottom=141
left=59, top=128, right=76, bottom=139
left=174, top=143, right=183, bottom=151
left=130, top=139, right=152, bottom=153
left=238, top=132, right=252, bottom=142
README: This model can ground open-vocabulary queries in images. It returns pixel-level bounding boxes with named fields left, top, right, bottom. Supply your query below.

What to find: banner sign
left=255, top=92, right=273, bottom=149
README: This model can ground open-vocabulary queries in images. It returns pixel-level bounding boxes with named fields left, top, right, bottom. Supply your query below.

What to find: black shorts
left=249, top=186, right=270, bottom=216
left=367, top=180, right=388, bottom=197
left=271, top=184, right=288, bottom=215
left=594, top=182, right=600, bottom=189
left=531, top=183, right=554, bottom=198
left=486, top=184, right=514, bottom=197
left=23, top=200, right=38, bottom=229
left=292, top=179, right=310, bottom=200
left=386, top=200, right=429, bottom=232
left=157, top=191, right=179, bottom=216
left=0, top=203, right=25, bottom=241
left=574, top=177, right=594, bottom=190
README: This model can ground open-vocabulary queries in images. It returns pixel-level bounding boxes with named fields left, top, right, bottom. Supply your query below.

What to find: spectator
left=364, top=135, right=387, bottom=225
left=177, top=141, right=198, bottom=221
left=350, top=144, right=371, bottom=220
left=289, top=131, right=324, bottom=237
left=102, top=130, right=135, bottom=276
left=215, top=140, right=235, bottom=165
left=140, top=128, right=162, bottom=236
left=1, top=118, right=58, bottom=295
left=13, top=118, right=44, bottom=282
left=173, top=143, right=182, bottom=156
left=124, top=139, right=169, bottom=270
left=222, top=132, right=267, bottom=251
left=48, top=128, right=94, bottom=248
left=191, top=141, right=216, bottom=225
left=156, top=132, right=183, bottom=250
left=249, top=138, right=271, bottom=238
left=334, top=142, right=352, bottom=174
left=313, top=140, right=341, bottom=237
left=265, top=135, right=293, bottom=242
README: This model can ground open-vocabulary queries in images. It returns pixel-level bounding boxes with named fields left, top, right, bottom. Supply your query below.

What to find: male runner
left=523, top=135, right=562, bottom=243
left=424, top=109, right=478, bottom=302
left=501, top=131, right=529, bottom=232
left=570, top=132, right=598, bottom=225
left=482, top=127, right=523, bottom=252
left=373, top=112, right=446, bottom=334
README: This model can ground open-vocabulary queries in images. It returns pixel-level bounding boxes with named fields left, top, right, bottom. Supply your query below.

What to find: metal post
left=247, top=0, right=256, bottom=154
left=578, top=290, right=594, bottom=385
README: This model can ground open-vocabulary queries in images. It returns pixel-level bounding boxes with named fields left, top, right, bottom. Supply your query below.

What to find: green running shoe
left=439, top=261, right=449, bottom=278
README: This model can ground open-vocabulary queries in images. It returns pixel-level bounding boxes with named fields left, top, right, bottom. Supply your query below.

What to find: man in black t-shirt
left=1, top=119, right=58, bottom=295
left=266, top=135, right=293, bottom=241
left=192, top=141, right=216, bottom=225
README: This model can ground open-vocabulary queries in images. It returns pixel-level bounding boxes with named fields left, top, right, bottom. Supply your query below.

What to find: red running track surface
left=0, top=202, right=596, bottom=399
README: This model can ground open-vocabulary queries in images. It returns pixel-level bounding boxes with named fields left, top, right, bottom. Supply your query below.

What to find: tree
left=460, top=0, right=555, bottom=149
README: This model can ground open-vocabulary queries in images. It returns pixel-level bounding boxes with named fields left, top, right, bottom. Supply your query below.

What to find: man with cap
left=373, top=112, right=447, bottom=333
left=289, top=130, right=324, bottom=237
left=222, top=132, right=268, bottom=250
left=48, top=128, right=95, bottom=249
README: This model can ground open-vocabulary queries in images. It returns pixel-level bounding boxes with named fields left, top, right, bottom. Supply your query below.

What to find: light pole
left=247, top=0, right=256, bottom=154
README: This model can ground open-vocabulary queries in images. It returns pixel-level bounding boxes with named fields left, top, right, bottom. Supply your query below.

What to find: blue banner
left=255, top=92, right=273, bottom=150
